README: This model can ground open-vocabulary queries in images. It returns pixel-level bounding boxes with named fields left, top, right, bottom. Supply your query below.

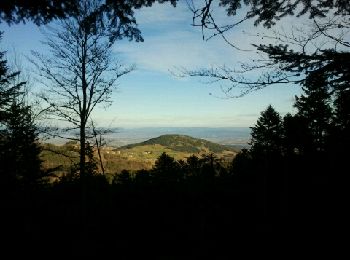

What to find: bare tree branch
left=31, top=1, right=133, bottom=176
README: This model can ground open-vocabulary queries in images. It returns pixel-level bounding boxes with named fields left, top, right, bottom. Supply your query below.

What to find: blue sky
left=0, top=1, right=302, bottom=128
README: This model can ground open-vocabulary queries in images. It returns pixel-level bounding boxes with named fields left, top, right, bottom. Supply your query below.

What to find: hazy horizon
left=45, top=126, right=251, bottom=147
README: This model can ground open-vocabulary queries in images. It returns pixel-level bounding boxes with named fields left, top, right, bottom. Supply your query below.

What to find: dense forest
left=0, top=0, right=348, bottom=256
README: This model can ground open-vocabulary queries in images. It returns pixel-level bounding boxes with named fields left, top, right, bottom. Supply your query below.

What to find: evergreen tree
left=294, top=73, right=333, bottom=153
left=0, top=101, right=42, bottom=185
left=0, top=33, right=42, bottom=186
left=152, top=152, right=182, bottom=185
left=113, top=169, right=131, bottom=186
left=282, top=113, right=310, bottom=156
left=250, top=105, right=283, bottom=156
left=330, top=86, right=350, bottom=170
left=334, top=88, right=350, bottom=134
left=184, top=154, right=201, bottom=178
left=0, top=33, right=23, bottom=122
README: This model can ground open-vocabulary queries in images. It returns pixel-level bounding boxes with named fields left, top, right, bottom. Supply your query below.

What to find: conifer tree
left=294, top=73, right=333, bottom=153
left=0, top=33, right=42, bottom=186
left=250, top=105, right=283, bottom=156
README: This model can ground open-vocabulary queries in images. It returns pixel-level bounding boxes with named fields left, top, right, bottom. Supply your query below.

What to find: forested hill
left=120, top=134, right=235, bottom=153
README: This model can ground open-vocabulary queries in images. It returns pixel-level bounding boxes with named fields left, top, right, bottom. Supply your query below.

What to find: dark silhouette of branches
left=182, top=1, right=350, bottom=97
left=188, top=0, right=350, bottom=38
left=0, top=1, right=177, bottom=42
left=178, top=64, right=302, bottom=98
left=30, top=1, right=134, bottom=177
left=0, top=33, right=43, bottom=186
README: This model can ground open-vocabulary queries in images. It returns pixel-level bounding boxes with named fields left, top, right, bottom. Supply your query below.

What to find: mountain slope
left=120, top=134, right=235, bottom=153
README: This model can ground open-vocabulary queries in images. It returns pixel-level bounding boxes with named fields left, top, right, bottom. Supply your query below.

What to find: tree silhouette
left=0, top=1, right=177, bottom=33
left=230, top=148, right=253, bottom=177
left=294, top=73, right=333, bottom=153
left=152, top=152, right=182, bottom=185
left=0, top=34, right=42, bottom=186
left=113, top=169, right=132, bottom=186
left=189, top=0, right=349, bottom=45
left=134, top=169, right=152, bottom=187
left=0, top=33, right=24, bottom=122
left=31, top=1, right=134, bottom=178
left=184, top=154, right=201, bottom=178
left=250, top=105, right=283, bottom=156
left=1, top=102, right=42, bottom=185
left=282, top=113, right=310, bottom=156
left=183, top=1, right=349, bottom=100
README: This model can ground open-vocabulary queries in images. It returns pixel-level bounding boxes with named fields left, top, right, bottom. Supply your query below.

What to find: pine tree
left=1, top=101, right=42, bottom=184
left=152, top=152, right=182, bottom=185
left=294, top=73, right=333, bottom=153
left=0, top=33, right=42, bottom=186
left=250, top=105, right=283, bottom=156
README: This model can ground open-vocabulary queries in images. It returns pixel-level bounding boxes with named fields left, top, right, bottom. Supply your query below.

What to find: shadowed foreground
left=1, top=162, right=338, bottom=256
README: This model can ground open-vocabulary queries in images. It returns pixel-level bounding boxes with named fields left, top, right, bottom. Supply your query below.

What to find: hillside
left=40, top=135, right=237, bottom=176
left=121, top=134, right=235, bottom=153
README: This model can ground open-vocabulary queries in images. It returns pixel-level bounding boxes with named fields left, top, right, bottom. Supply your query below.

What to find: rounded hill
left=120, top=134, right=235, bottom=153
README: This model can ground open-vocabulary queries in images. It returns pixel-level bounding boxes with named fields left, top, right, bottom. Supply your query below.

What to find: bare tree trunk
left=95, top=132, right=105, bottom=175
left=80, top=121, right=86, bottom=177
left=80, top=31, right=88, bottom=178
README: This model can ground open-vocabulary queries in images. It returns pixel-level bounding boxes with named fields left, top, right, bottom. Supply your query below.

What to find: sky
left=0, top=1, right=303, bottom=128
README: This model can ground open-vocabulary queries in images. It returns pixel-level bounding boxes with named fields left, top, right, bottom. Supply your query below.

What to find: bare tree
left=30, top=1, right=134, bottom=177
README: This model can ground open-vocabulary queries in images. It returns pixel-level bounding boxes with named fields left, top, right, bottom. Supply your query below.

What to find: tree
left=113, top=169, right=132, bottom=186
left=0, top=33, right=24, bottom=122
left=152, top=152, right=182, bottom=185
left=0, top=101, right=42, bottom=185
left=294, top=73, right=333, bottom=153
left=184, top=154, right=201, bottom=178
left=31, top=1, right=135, bottom=178
left=0, top=33, right=42, bottom=186
left=250, top=105, right=283, bottom=155
left=282, top=113, right=310, bottom=156
left=230, top=148, right=253, bottom=176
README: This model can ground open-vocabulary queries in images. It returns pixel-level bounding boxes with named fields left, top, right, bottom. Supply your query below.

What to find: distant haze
left=47, top=127, right=251, bottom=148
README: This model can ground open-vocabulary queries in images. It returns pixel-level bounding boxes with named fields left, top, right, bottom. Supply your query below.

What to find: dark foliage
left=0, top=102, right=42, bottom=185
left=254, top=45, right=350, bottom=92
left=0, top=0, right=79, bottom=25
left=184, top=0, right=350, bottom=102
left=0, top=34, right=42, bottom=188
left=191, top=0, right=350, bottom=29
left=250, top=105, right=283, bottom=155
left=294, top=73, right=333, bottom=153
left=0, top=0, right=177, bottom=42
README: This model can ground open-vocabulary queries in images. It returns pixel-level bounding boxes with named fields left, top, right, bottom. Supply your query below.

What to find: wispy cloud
left=113, top=2, right=264, bottom=74
left=114, top=31, right=238, bottom=73
left=114, top=1, right=318, bottom=77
